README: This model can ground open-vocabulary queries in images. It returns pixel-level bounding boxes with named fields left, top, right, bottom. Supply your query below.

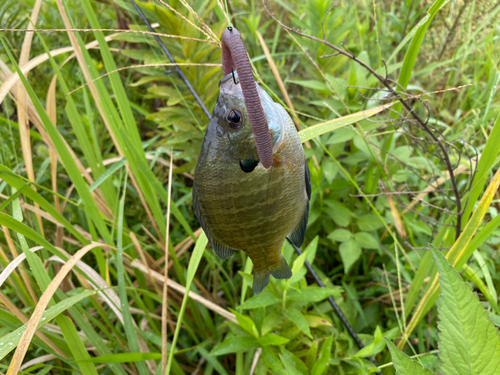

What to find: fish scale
left=193, top=72, right=309, bottom=294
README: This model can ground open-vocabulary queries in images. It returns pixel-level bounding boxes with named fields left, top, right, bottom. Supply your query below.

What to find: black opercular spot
left=239, top=159, right=259, bottom=173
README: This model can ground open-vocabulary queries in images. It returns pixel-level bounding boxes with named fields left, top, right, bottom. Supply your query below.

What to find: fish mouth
left=239, top=159, right=259, bottom=173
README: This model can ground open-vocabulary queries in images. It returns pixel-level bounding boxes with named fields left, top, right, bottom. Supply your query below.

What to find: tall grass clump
left=1, top=0, right=499, bottom=374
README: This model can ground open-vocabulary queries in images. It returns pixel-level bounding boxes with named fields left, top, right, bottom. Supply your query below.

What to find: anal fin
left=212, top=238, right=238, bottom=260
left=270, top=256, right=292, bottom=279
left=253, top=271, right=270, bottom=295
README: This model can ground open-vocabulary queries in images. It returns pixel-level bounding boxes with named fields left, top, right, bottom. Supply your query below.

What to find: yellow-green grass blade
left=298, top=102, right=396, bottom=143
left=166, top=232, right=208, bottom=375
left=462, top=108, right=500, bottom=227
left=400, top=166, right=500, bottom=349
left=0, top=37, right=114, bottom=246
left=397, top=0, right=450, bottom=90
left=116, top=173, right=149, bottom=375
left=403, top=107, right=500, bottom=333
left=0, top=290, right=95, bottom=361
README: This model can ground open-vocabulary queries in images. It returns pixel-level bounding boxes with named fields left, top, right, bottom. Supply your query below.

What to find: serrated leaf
left=259, top=334, right=290, bottom=346
left=284, top=308, right=312, bottom=338
left=354, top=232, right=379, bottom=249
left=328, top=229, right=352, bottom=243
left=430, top=247, right=500, bottom=375
left=385, top=339, right=434, bottom=375
left=339, top=239, right=362, bottom=273
left=211, top=336, right=259, bottom=356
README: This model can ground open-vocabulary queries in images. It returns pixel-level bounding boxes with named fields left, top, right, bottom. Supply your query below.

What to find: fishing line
left=128, top=0, right=211, bottom=120
left=130, top=3, right=381, bottom=371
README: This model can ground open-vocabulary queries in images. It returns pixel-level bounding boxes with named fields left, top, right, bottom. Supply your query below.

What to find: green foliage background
left=0, top=0, right=500, bottom=374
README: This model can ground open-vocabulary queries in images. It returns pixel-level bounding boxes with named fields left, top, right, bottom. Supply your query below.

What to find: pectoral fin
left=211, top=238, right=238, bottom=260
left=287, top=163, right=310, bottom=248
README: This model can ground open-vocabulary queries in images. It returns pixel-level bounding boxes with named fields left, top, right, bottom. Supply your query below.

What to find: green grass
left=1, top=0, right=500, bottom=374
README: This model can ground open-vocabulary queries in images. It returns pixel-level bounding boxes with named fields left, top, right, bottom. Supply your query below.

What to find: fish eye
left=226, top=109, right=243, bottom=129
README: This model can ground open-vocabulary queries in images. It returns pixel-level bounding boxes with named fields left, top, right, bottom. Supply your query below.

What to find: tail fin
left=253, top=256, right=293, bottom=295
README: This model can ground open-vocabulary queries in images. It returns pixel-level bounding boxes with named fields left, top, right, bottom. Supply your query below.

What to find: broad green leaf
left=211, top=336, right=259, bottom=356
left=262, top=347, right=287, bottom=375
left=354, top=232, right=379, bottom=249
left=0, top=290, right=95, bottom=361
left=280, top=347, right=309, bottom=375
left=284, top=308, right=312, bottom=338
left=298, top=103, right=396, bottom=143
left=339, top=239, right=362, bottom=273
left=287, top=286, right=341, bottom=302
left=238, top=292, right=281, bottom=309
left=312, top=335, right=333, bottom=375
left=385, top=339, right=434, bottom=375
left=229, top=309, right=258, bottom=338
left=357, top=214, right=384, bottom=231
left=77, top=353, right=162, bottom=363
left=322, top=159, right=339, bottom=184
left=280, top=351, right=304, bottom=375
left=259, top=334, right=290, bottom=346
left=431, top=247, right=500, bottom=375
left=327, top=229, right=352, bottom=243
left=325, top=201, right=352, bottom=227
left=355, top=326, right=384, bottom=358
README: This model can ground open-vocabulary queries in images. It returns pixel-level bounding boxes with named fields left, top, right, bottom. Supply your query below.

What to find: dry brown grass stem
left=155, top=0, right=219, bottom=45
left=130, top=259, right=238, bottom=324
left=6, top=243, right=105, bottom=375
left=0, top=28, right=216, bottom=44
left=66, top=63, right=222, bottom=96
left=17, top=0, right=45, bottom=237
left=55, top=0, right=163, bottom=243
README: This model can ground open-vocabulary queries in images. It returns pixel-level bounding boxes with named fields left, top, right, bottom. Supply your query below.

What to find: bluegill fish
left=193, top=71, right=310, bottom=294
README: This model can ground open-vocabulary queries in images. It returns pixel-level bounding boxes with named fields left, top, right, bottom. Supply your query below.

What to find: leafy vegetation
left=0, top=0, right=500, bottom=374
